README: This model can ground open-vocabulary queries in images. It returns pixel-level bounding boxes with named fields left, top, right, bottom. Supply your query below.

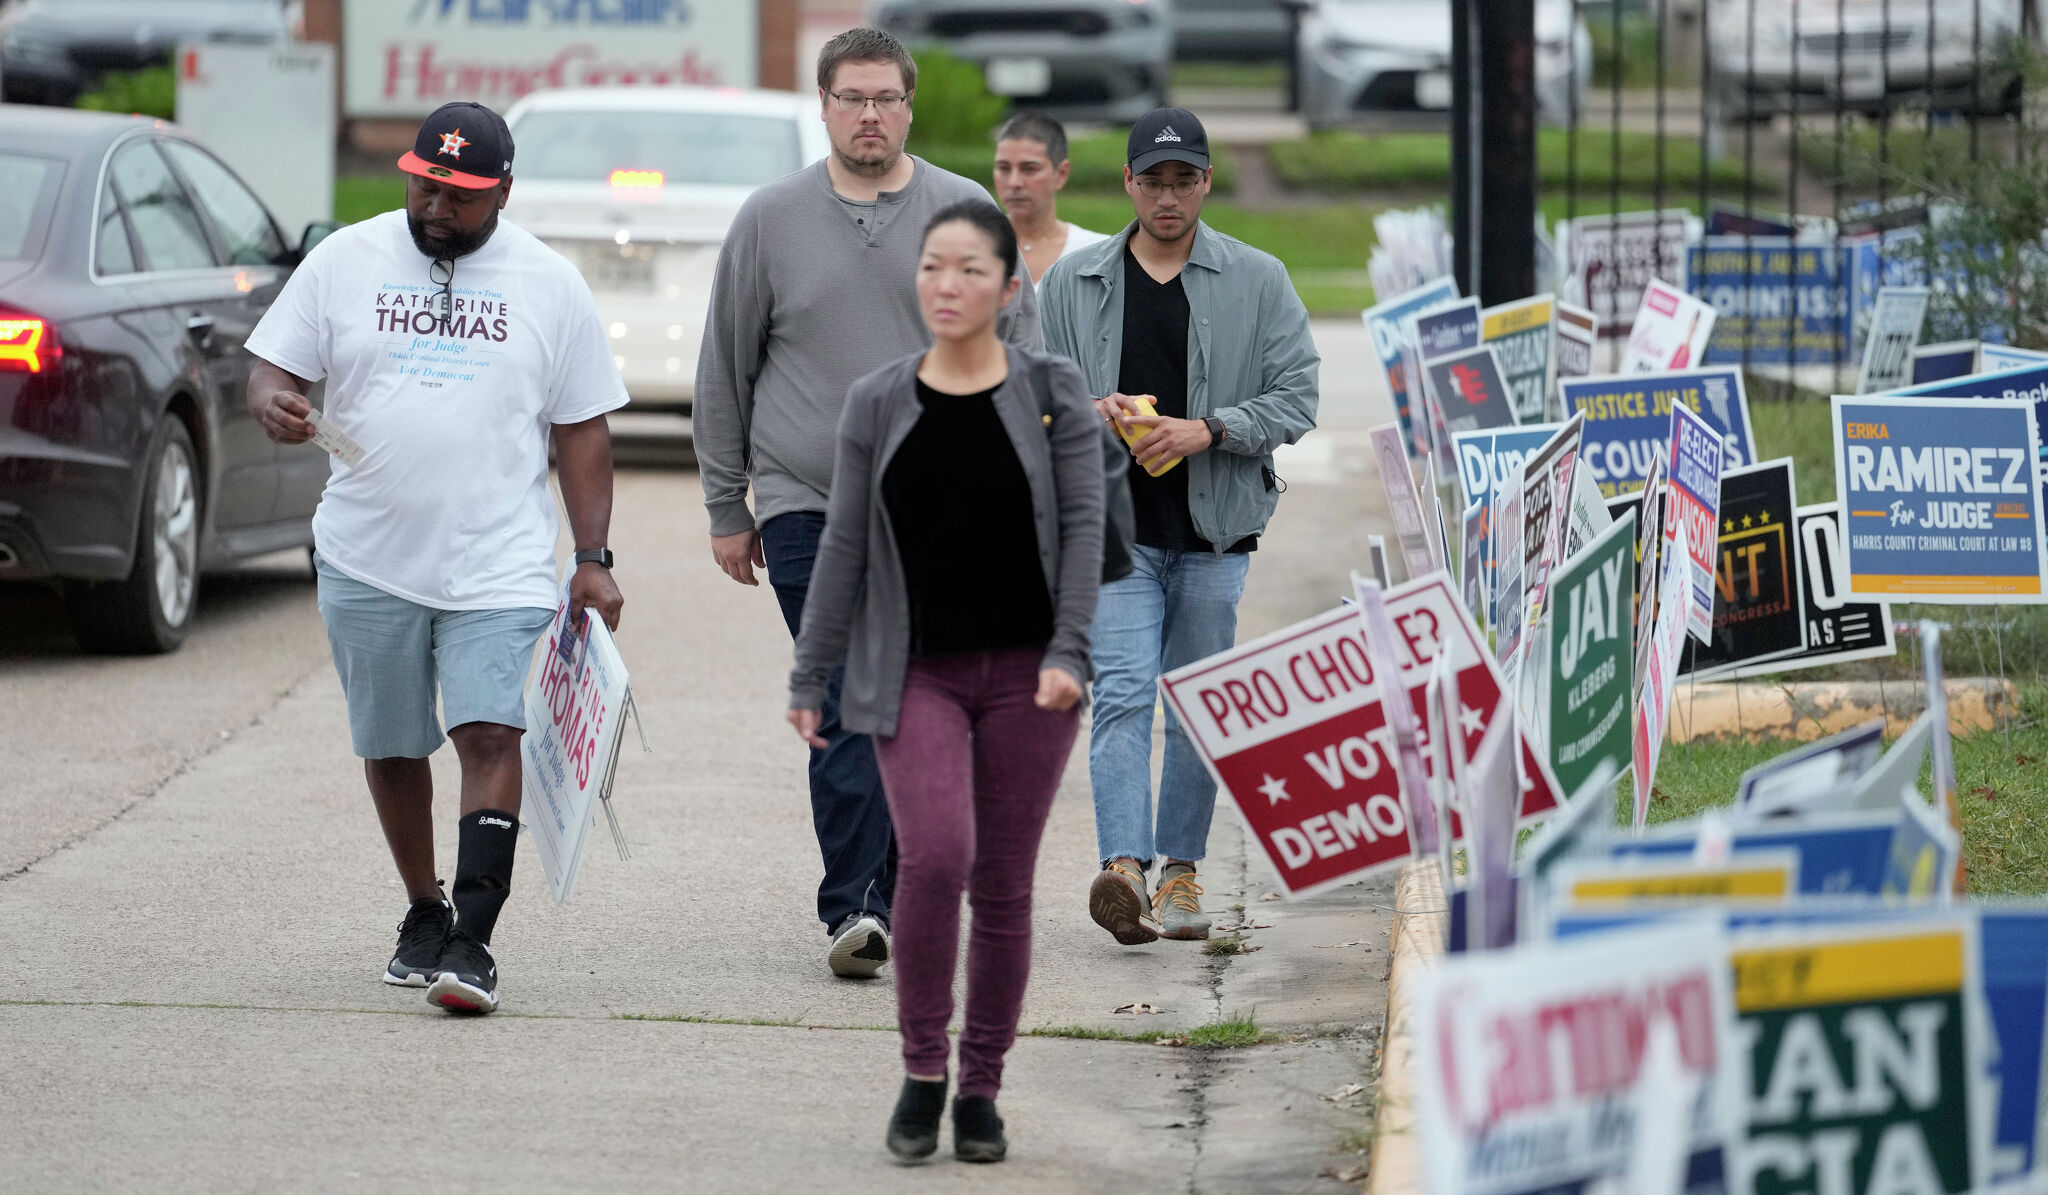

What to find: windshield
left=511, top=111, right=803, bottom=187
left=0, top=154, right=60, bottom=261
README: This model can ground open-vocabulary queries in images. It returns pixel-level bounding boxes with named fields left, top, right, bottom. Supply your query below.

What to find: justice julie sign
left=1560, top=367, right=1755, bottom=499
left=1831, top=396, right=2048, bottom=603
left=1159, top=577, right=1564, bottom=899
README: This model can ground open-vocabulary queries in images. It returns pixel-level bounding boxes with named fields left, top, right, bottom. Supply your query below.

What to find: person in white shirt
left=993, top=112, right=1109, bottom=285
left=243, top=101, right=627, bottom=1016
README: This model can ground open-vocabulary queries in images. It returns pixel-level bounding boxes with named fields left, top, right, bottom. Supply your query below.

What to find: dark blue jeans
left=761, top=511, right=897, bottom=933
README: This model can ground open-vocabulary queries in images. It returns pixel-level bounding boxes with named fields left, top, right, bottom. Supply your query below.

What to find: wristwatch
left=1203, top=416, right=1226, bottom=448
left=574, top=548, right=614, bottom=569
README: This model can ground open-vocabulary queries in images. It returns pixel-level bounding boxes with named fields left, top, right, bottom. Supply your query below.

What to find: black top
left=881, top=378, right=1054, bottom=655
left=1117, top=245, right=1255, bottom=554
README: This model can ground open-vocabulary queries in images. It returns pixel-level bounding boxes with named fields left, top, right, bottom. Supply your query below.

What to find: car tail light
left=609, top=169, right=664, bottom=189
left=0, top=307, right=59, bottom=374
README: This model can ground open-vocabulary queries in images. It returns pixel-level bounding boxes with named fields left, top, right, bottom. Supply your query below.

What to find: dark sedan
left=0, top=0, right=290, bottom=106
left=0, top=105, right=334, bottom=652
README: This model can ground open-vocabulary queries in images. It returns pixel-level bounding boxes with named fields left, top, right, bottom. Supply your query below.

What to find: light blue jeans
left=1088, top=544, right=1251, bottom=867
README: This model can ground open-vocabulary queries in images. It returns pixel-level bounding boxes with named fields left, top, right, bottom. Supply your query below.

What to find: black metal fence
left=1488, top=0, right=2039, bottom=390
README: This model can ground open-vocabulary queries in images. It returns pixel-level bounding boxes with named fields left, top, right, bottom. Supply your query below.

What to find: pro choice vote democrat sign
left=1831, top=396, right=2048, bottom=602
left=1160, top=576, right=1564, bottom=898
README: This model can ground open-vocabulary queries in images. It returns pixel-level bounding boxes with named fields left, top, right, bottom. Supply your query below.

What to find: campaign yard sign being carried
left=1734, top=503, right=1896, bottom=678
left=1481, top=293, right=1556, bottom=423
left=1667, top=402, right=1726, bottom=642
left=1158, top=576, right=1564, bottom=898
left=1678, top=458, right=1807, bottom=679
left=1831, top=395, right=2048, bottom=602
left=522, top=602, right=633, bottom=904
left=1364, top=277, right=1461, bottom=456
left=1546, top=510, right=1636, bottom=796
left=1561, top=367, right=1754, bottom=499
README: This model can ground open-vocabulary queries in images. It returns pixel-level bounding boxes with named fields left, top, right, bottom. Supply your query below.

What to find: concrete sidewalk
left=0, top=320, right=1400, bottom=1192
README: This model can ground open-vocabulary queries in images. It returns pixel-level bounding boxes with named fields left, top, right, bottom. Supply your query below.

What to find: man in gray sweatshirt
left=694, top=26, right=1043, bottom=979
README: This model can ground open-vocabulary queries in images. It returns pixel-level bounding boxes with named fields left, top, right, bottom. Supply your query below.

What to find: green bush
left=1268, top=128, right=1763, bottom=194
left=905, top=48, right=1010, bottom=149
left=77, top=66, right=175, bottom=120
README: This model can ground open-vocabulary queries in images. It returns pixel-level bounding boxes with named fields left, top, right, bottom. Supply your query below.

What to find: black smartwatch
left=1203, top=416, right=1226, bottom=448
left=574, top=548, right=614, bottom=569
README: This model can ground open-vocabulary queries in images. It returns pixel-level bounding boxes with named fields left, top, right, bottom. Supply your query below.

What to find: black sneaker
left=953, top=1095, right=1008, bottom=1163
left=383, top=897, right=452, bottom=987
left=885, top=1076, right=947, bottom=1163
left=426, top=928, right=498, bottom=1014
left=828, top=912, right=890, bottom=979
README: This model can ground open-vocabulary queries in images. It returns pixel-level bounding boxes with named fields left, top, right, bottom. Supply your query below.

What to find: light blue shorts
left=314, top=556, right=555, bottom=760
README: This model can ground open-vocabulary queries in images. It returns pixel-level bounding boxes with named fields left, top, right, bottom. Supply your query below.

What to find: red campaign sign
left=1160, top=576, right=1564, bottom=898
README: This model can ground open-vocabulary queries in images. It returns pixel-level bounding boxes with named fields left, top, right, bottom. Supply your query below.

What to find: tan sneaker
left=1153, top=864, right=1211, bottom=940
left=1088, top=859, right=1160, bottom=945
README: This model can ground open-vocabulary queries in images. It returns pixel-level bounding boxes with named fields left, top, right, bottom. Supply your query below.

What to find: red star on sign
left=438, top=130, right=468, bottom=159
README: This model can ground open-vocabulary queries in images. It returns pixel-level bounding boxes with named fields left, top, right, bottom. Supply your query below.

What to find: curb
left=1367, top=860, right=1447, bottom=1195
left=1667, top=677, right=2015, bottom=743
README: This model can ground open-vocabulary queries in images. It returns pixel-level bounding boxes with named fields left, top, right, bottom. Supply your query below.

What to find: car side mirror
left=298, top=220, right=343, bottom=259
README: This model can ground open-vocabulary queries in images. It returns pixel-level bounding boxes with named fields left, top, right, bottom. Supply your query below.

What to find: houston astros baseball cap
left=397, top=102, right=515, bottom=189
left=1127, top=107, right=1209, bottom=176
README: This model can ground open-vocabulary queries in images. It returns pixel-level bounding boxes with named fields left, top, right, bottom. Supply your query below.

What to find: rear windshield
left=0, top=153, right=62, bottom=261
left=511, top=111, right=802, bottom=187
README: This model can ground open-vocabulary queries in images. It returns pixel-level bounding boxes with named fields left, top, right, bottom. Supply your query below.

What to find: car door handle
left=186, top=314, right=216, bottom=341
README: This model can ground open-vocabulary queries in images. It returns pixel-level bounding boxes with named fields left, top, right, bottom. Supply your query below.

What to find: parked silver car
left=1177, top=0, right=1293, bottom=62
left=866, top=0, right=1176, bottom=123
left=1297, top=0, right=1591, bottom=131
left=1709, top=0, right=2023, bottom=119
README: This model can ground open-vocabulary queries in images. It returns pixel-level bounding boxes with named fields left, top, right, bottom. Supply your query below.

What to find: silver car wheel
left=152, top=439, right=198, bottom=628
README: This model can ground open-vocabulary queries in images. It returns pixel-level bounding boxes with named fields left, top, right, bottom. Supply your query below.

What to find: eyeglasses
left=827, top=91, right=909, bottom=114
left=1134, top=174, right=1205, bottom=199
left=429, top=257, right=454, bottom=333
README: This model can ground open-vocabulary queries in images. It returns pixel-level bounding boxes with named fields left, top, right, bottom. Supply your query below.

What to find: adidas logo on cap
left=1154, top=126, right=1182, bottom=143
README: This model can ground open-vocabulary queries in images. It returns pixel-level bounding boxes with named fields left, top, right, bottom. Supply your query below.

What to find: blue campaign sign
left=1364, top=278, right=1461, bottom=455
left=1453, top=424, right=1562, bottom=597
left=1561, top=367, right=1755, bottom=498
left=1609, top=817, right=1900, bottom=895
left=1687, top=238, right=1868, bottom=366
left=1413, top=298, right=1480, bottom=360
left=1893, top=362, right=2048, bottom=528
left=1832, top=396, right=2048, bottom=602
left=1911, top=341, right=1980, bottom=385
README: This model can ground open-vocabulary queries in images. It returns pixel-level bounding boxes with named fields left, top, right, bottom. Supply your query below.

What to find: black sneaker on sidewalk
left=383, top=897, right=453, bottom=988
left=886, top=1076, right=947, bottom=1163
left=426, top=928, right=499, bottom=1014
left=952, top=1095, right=1008, bottom=1163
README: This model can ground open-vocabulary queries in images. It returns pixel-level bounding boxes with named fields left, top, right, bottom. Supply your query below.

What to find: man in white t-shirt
left=244, top=102, right=627, bottom=1016
left=993, top=112, right=1109, bottom=285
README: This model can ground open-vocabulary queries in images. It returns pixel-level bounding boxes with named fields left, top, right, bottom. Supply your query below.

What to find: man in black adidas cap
left=1038, top=107, right=1319, bottom=947
left=243, top=101, right=628, bottom=1014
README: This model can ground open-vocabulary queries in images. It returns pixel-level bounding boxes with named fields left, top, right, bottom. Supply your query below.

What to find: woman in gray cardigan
left=787, top=201, right=1105, bottom=1166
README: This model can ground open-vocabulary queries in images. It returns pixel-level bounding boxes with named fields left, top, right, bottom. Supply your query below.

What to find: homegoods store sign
left=343, top=0, right=758, bottom=117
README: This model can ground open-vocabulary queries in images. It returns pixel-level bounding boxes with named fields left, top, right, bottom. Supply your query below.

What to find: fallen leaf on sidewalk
left=1259, top=892, right=1283, bottom=902
left=1244, top=921, right=1274, bottom=930
left=1114, top=1003, right=1168, bottom=1015
left=1321, top=1083, right=1367, bottom=1103
left=1973, top=786, right=2000, bottom=802
left=1154, top=1036, right=1190, bottom=1047
left=1323, top=1163, right=1371, bottom=1182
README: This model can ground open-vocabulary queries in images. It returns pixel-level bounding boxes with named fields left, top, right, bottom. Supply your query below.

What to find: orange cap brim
left=397, top=151, right=500, bottom=189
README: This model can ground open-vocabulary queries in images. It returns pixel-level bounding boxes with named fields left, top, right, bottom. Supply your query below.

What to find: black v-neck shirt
left=1117, top=244, right=1255, bottom=554
left=881, top=378, right=1053, bottom=655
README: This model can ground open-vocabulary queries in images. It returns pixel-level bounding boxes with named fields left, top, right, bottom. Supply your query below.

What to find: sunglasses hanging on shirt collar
left=429, top=257, right=454, bottom=335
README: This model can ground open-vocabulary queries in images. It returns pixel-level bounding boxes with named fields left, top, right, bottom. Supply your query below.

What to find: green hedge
left=77, top=66, right=175, bottom=120
left=1269, top=129, right=1764, bottom=195
left=917, top=132, right=1237, bottom=196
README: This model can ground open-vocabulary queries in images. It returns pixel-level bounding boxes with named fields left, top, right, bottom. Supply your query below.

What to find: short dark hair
left=816, top=27, right=917, bottom=95
left=923, top=200, right=1020, bottom=285
left=994, top=112, right=1069, bottom=166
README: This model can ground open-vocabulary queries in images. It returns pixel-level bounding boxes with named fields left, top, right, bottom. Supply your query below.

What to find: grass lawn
left=1630, top=688, right=2048, bottom=895
left=1269, top=128, right=1766, bottom=195
left=1173, top=61, right=1288, bottom=90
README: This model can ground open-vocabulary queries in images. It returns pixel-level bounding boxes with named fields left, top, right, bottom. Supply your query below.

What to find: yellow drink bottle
left=1117, top=395, right=1182, bottom=477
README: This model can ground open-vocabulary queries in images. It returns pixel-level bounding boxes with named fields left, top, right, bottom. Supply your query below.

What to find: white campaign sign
left=175, top=42, right=336, bottom=237
left=522, top=599, right=632, bottom=904
left=1856, top=286, right=1931, bottom=394
left=343, top=0, right=758, bottom=118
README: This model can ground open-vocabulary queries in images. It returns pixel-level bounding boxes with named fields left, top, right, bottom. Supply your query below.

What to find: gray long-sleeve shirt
left=695, top=157, right=1044, bottom=537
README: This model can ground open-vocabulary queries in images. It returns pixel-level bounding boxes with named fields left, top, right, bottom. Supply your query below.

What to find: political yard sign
left=1365, top=278, right=1462, bottom=456
left=1831, top=396, right=2048, bottom=602
left=1561, top=367, right=1754, bottom=499
left=1481, top=293, right=1556, bottom=423
left=1667, top=402, right=1727, bottom=642
left=1426, top=345, right=1520, bottom=436
left=1679, top=458, right=1807, bottom=679
left=1733, top=503, right=1896, bottom=678
left=1546, top=510, right=1636, bottom=795
left=1159, top=577, right=1564, bottom=898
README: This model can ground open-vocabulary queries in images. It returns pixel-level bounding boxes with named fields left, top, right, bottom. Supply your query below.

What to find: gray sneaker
left=829, top=912, right=890, bottom=978
left=1088, top=860, right=1160, bottom=945
left=1153, top=864, right=1211, bottom=940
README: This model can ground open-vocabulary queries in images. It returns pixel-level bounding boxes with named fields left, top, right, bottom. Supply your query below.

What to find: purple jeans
left=872, top=647, right=1082, bottom=1099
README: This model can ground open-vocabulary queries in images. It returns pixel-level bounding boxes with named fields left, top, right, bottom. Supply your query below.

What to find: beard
left=408, top=207, right=499, bottom=260
left=832, top=131, right=902, bottom=180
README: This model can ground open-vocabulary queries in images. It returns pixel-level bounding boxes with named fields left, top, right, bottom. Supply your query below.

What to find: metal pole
left=1452, top=0, right=1475, bottom=293
left=1476, top=0, right=1537, bottom=306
